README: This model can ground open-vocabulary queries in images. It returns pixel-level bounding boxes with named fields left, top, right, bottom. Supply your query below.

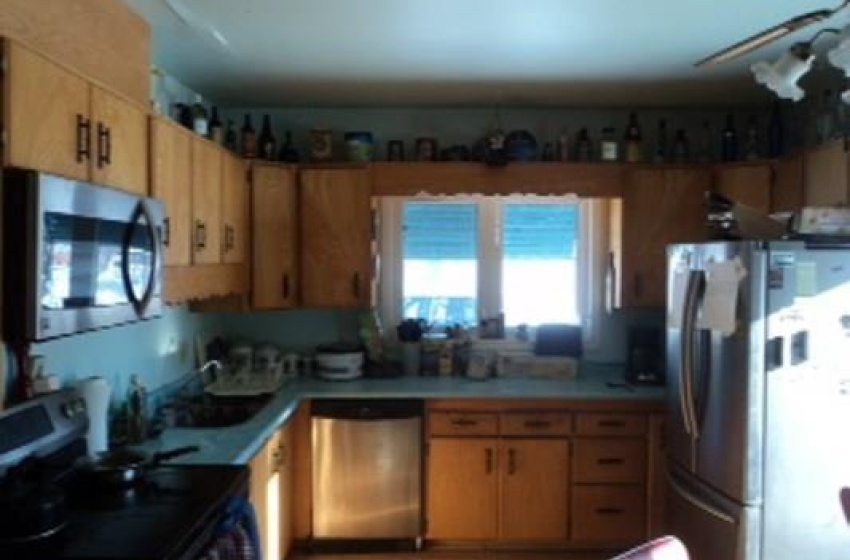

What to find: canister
left=344, top=131, right=374, bottom=162
left=310, top=128, right=333, bottom=161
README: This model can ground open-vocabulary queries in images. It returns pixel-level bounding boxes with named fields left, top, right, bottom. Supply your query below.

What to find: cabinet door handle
left=507, top=448, right=517, bottom=475
left=485, top=447, right=494, bottom=474
left=162, top=217, right=171, bottom=247
left=223, top=225, right=234, bottom=252
left=523, top=419, right=552, bottom=429
left=282, top=274, right=290, bottom=300
left=451, top=418, right=478, bottom=427
left=76, top=114, right=90, bottom=162
left=595, top=507, right=624, bottom=516
left=96, top=122, right=110, bottom=168
left=597, top=457, right=625, bottom=466
left=598, top=419, right=626, bottom=428
left=195, top=221, right=206, bottom=251
left=104, top=125, right=112, bottom=165
left=351, top=273, right=360, bottom=298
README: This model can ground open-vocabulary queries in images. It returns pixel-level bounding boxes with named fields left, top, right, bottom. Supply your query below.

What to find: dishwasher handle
left=311, top=399, right=424, bottom=420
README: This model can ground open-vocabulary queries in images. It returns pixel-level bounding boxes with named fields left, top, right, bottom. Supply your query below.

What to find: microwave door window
left=124, top=207, right=157, bottom=308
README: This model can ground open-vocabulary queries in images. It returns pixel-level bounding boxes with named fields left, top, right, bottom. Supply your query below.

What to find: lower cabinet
left=425, top=402, right=658, bottom=549
left=249, top=422, right=294, bottom=560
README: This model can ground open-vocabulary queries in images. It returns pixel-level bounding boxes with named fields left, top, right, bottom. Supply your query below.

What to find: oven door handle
left=122, top=199, right=160, bottom=316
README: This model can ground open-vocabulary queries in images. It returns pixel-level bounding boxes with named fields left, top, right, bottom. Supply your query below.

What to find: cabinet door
left=279, top=424, right=294, bottom=560
left=713, top=163, right=772, bottom=213
left=427, top=438, right=499, bottom=540
left=500, top=439, right=569, bottom=541
left=803, top=141, right=849, bottom=206
left=300, top=168, right=372, bottom=308
left=647, top=414, right=668, bottom=538
left=253, top=165, right=299, bottom=309
left=4, top=41, right=89, bottom=181
left=772, top=154, right=804, bottom=214
left=150, top=118, right=192, bottom=266
left=221, top=154, right=249, bottom=264
left=90, top=85, right=148, bottom=195
left=249, top=430, right=282, bottom=560
left=622, top=167, right=709, bottom=307
left=191, top=139, right=223, bottom=264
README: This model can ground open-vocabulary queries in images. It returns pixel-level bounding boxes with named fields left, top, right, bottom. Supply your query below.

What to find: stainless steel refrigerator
left=665, top=240, right=850, bottom=560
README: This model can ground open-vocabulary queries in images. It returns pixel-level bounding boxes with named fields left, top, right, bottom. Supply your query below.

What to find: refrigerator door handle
left=681, top=270, right=704, bottom=439
left=668, top=471, right=735, bottom=524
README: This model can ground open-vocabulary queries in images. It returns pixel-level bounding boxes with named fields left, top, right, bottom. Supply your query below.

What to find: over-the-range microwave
left=2, top=168, right=165, bottom=341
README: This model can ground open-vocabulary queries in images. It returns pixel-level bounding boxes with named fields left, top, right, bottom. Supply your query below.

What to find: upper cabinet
left=300, top=167, right=373, bottom=308
left=3, top=40, right=148, bottom=195
left=252, top=164, right=299, bottom=310
left=191, top=139, right=223, bottom=265
left=713, top=163, right=772, bottom=213
left=803, top=141, right=849, bottom=207
left=621, top=167, right=710, bottom=308
left=150, top=118, right=193, bottom=267
left=221, top=155, right=249, bottom=264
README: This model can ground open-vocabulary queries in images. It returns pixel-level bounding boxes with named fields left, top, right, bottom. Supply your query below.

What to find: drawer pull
left=598, top=419, right=627, bottom=428
left=485, top=447, right=494, bottom=474
left=523, top=419, right=552, bottom=429
left=597, top=457, right=626, bottom=466
left=451, top=418, right=478, bottom=427
left=507, top=448, right=517, bottom=474
left=596, top=507, right=624, bottom=516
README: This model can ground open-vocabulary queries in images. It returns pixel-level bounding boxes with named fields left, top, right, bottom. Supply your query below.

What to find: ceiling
left=124, top=0, right=850, bottom=107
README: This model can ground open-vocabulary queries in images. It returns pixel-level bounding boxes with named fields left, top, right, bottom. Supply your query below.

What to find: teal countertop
left=142, top=371, right=666, bottom=466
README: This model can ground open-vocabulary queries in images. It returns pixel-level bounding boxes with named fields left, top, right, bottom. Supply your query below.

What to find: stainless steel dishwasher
left=311, top=399, right=423, bottom=547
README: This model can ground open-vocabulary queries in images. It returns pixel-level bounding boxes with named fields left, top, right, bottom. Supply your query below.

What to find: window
left=378, top=195, right=611, bottom=347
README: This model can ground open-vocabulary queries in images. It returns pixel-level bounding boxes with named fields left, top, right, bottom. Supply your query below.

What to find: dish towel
left=197, top=497, right=261, bottom=560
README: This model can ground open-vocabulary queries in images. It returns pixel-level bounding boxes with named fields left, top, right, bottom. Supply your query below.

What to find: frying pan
left=77, top=445, right=199, bottom=486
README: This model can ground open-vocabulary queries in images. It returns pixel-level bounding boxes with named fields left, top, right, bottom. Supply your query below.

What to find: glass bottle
left=721, top=114, right=738, bottom=162
left=208, top=106, right=223, bottom=145
left=191, top=94, right=208, bottom=137
left=575, top=128, right=592, bottom=162
left=278, top=131, right=300, bottom=162
left=672, top=129, right=690, bottom=163
left=767, top=102, right=784, bottom=158
left=258, top=114, right=277, bottom=160
left=624, top=112, right=643, bottom=162
left=743, top=115, right=759, bottom=160
left=224, top=119, right=237, bottom=152
left=654, top=119, right=668, bottom=163
left=599, top=127, right=618, bottom=161
left=241, top=114, right=257, bottom=158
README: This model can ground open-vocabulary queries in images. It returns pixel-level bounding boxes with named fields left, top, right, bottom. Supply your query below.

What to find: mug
left=254, top=344, right=282, bottom=376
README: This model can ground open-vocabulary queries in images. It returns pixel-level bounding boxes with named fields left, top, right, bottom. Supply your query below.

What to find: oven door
left=4, top=169, right=164, bottom=341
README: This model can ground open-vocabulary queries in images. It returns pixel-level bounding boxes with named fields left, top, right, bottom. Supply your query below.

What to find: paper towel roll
left=78, top=376, right=111, bottom=457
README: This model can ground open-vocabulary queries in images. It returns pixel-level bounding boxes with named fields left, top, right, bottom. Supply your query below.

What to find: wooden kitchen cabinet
left=191, top=138, right=223, bottom=265
left=278, top=422, right=294, bottom=560
left=252, top=164, right=300, bottom=309
left=3, top=40, right=148, bottom=195
left=803, top=140, right=849, bottom=206
left=249, top=429, right=282, bottom=560
left=499, top=439, right=570, bottom=541
left=621, top=167, right=710, bottom=308
left=647, top=413, right=668, bottom=538
left=426, top=437, right=499, bottom=540
left=713, top=163, right=772, bottom=213
left=300, top=167, right=373, bottom=308
left=772, top=154, right=804, bottom=214
left=221, top=153, right=249, bottom=264
left=150, top=118, right=192, bottom=266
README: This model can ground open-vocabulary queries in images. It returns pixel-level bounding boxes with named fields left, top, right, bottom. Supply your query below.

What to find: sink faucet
left=198, top=359, right=223, bottom=385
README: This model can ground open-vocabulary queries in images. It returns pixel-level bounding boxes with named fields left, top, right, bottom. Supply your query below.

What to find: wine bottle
left=208, top=106, right=224, bottom=145
left=575, top=128, right=592, bottom=162
left=224, top=119, right=237, bottom=152
left=191, top=94, right=208, bottom=137
left=258, top=114, right=277, bottom=160
left=721, top=114, right=738, bottom=162
left=241, top=114, right=257, bottom=158
left=653, top=119, right=668, bottom=163
left=624, top=112, right=642, bottom=163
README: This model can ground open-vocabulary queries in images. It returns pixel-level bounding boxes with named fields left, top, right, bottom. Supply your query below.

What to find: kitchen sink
left=173, top=394, right=273, bottom=428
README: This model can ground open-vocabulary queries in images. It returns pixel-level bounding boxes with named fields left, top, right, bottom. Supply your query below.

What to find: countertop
left=141, top=370, right=666, bottom=466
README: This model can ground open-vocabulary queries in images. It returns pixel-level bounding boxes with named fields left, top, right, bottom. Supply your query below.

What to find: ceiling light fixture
left=751, top=43, right=815, bottom=102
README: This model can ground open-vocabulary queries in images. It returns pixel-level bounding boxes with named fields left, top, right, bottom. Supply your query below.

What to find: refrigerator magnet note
left=698, top=257, right=747, bottom=335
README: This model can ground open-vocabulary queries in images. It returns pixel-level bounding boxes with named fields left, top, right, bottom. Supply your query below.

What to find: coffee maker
left=625, top=326, right=665, bottom=385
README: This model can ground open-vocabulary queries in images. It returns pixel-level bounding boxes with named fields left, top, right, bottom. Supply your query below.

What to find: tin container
left=344, top=131, right=374, bottom=162
left=310, top=128, right=333, bottom=161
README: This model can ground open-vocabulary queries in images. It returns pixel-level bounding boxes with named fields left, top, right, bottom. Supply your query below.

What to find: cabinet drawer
left=575, top=413, right=647, bottom=437
left=571, top=485, right=646, bottom=542
left=573, top=439, right=646, bottom=483
left=428, top=412, right=498, bottom=436
left=500, top=412, right=572, bottom=437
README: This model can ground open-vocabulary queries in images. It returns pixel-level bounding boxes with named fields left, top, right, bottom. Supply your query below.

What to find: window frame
left=377, top=195, right=610, bottom=350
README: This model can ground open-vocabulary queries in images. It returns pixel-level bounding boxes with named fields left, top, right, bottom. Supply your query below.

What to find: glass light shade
left=751, top=50, right=813, bottom=102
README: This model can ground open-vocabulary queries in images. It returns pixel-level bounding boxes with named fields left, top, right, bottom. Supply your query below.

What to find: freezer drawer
left=311, top=399, right=423, bottom=539
left=667, top=466, right=760, bottom=560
